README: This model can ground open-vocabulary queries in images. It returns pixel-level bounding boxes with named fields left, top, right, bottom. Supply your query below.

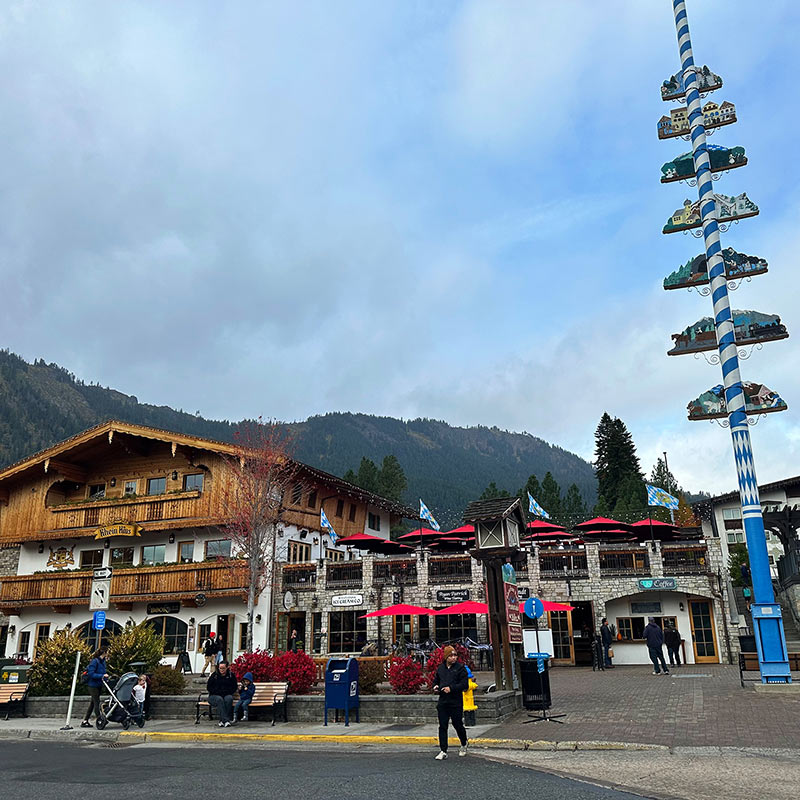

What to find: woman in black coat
left=432, top=646, right=469, bottom=760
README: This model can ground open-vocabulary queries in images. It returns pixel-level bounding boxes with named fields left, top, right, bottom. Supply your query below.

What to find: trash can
left=518, top=654, right=551, bottom=711
left=324, top=657, right=359, bottom=726
left=0, top=664, right=32, bottom=685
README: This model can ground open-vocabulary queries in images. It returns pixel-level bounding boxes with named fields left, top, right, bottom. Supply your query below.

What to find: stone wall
left=0, top=546, right=20, bottom=635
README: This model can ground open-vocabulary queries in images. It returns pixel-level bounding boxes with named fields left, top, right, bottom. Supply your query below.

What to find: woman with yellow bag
left=463, top=666, right=478, bottom=727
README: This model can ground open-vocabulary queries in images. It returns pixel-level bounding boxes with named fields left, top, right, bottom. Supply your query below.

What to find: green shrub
left=150, top=664, right=187, bottom=695
left=106, top=622, right=164, bottom=675
left=357, top=658, right=384, bottom=694
left=29, top=631, right=92, bottom=697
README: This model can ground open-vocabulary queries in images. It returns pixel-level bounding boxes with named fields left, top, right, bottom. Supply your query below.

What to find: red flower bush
left=231, top=648, right=274, bottom=681
left=273, top=650, right=316, bottom=695
left=425, top=644, right=474, bottom=688
left=388, top=655, right=426, bottom=695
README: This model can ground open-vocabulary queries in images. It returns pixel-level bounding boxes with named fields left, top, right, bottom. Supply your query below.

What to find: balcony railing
left=539, top=548, right=589, bottom=579
left=0, top=559, right=247, bottom=610
left=511, top=555, right=529, bottom=580
left=373, top=559, right=418, bottom=585
left=599, top=546, right=650, bottom=576
left=428, top=556, right=472, bottom=585
left=662, top=545, right=709, bottom=575
left=282, top=563, right=317, bottom=590
left=326, top=562, right=363, bottom=588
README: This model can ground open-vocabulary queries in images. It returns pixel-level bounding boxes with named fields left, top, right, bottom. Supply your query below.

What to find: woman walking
left=432, top=646, right=469, bottom=760
left=80, top=647, right=108, bottom=728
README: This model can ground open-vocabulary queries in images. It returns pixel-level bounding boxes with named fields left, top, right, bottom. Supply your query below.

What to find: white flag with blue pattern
left=646, top=484, right=679, bottom=510
left=527, top=492, right=550, bottom=519
left=419, top=499, right=440, bottom=531
left=320, top=508, right=338, bottom=543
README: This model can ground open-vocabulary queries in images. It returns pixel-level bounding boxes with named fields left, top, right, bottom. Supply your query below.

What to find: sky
left=1, top=1, right=799, bottom=496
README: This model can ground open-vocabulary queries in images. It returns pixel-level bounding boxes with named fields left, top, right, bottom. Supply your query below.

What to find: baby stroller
left=96, top=672, right=146, bottom=730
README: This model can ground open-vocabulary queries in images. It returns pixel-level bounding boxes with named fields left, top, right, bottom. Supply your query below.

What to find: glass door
left=393, top=615, right=413, bottom=645
left=548, top=610, right=574, bottom=664
left=689, top=599, right=719, bottom=663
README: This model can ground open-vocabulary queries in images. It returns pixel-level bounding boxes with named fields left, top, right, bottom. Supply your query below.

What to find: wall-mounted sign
left=194, top=593, right=207, bottom=607
left=94, top=522, right=142, bottom=540
left=436, top=589, right=470, bottom=604
left=517, top=586, right=531, bottom=600
left=147, top=602, right=180, bottom=615
left=283, top=591, right=295, bottom=611
left=631, top=601, right=662, bottom=615
left=92, top=610, right=106, bottom=630
left=331, top=594, right=364, bottom=608
left=47, top=545, right=75, bottom=569
left=637, top=578, right=678, bottom=591
left=502, top=564, right=522, bottom=644
left=90, top=578, right=111, bottom=610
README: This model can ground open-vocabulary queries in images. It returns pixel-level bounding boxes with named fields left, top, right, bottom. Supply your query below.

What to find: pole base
left=522, top=710, right=565, bottom=724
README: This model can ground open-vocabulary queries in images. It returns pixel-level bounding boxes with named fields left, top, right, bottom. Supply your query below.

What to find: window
left=88, top=484, right=106, bottom=499
left=34, top=623, right=51, bottom=658
left=367, top=512, right=381, bottom=532
left=307, top=490, right=317, bottom=509
left=722, top=507, right=743, bottom=530
left=291, top=483, right=303, bottom=505
left=183, top=473, right=204, bottom=492
left=434, top=614, right=478, bottom=644
left=123, top=480, right=138, bottom=496
left=348, top=503, right=357, bottom=522
left=312, top=613, right=324, bottom=654
left=335, top=499, right=344, bottom=518
left=80, top=549, right=104, bottom=569
left=77, top=619, right=122, bottom=652
left=288, top=541, right=311, bottom=563
left=17, top=631, right=31, bottom=659
left=328, top=610, right=367, bottom=653
left=239, top=622, right=249, bottom=651
left=197, top=624, right=212, bottom=652
left=147, top=477, right=166, bottom=496
left=111, top=547, right=134, bottom=567
left=205, top=540, right=232, bottom=559
left=325, top=548, right=344, bottom=562
left=145, top=616, right=188, bottom=654
left=616, top=616, right=677, bottom=641
left=727, top=531, right=745, bottom=545
left=179, top=541, right=195, bottom=563
left=141, top=545, right=166, bottom=565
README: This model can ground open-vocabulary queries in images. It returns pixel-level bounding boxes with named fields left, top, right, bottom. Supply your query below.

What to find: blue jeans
left=234, top=697, right=252, bottom=719
left=648, top=646, right=669, bottom=673
left=603, top=644, right=612, bottom=667
left=209, top=694, right=234, bottom=723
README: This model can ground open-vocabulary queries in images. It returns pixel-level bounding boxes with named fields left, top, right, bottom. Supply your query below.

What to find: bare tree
left=220, top=419, right=301, bottom=652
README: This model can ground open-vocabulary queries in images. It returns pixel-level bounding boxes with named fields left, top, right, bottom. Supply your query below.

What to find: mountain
left=0, top=349, right=597, bottom=524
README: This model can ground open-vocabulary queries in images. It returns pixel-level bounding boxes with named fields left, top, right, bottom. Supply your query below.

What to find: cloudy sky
left=1, top=1, right=798, bottom=495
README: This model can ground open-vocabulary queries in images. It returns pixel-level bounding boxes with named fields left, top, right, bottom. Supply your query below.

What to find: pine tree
left=563, top=483, right=587, bottom=521
left=343, top=469, right=358, bottom=485
left=594, top=413, right=615, bottom=503
left=377, top=455, right=407, bottom=503
left=356, top=457, right=380, bottom=494
left=480, top=482, right=510, bottom=500
left=517, top=474, right=542, bottom=507
left=539, top=472, right=563, bottom=519
left=649, top=456, right=680, bottom=496
left=593, top=494, right=611, bottom=517
left=615, top=473, right=647, bottom=520
left=594, top=413, right=643, bottom=511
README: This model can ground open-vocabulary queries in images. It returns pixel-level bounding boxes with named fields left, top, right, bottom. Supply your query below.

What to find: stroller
left=96, top=672, right=146, bottom=730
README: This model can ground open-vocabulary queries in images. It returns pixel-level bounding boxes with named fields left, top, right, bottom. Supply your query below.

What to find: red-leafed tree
left=221, top=419, right=302, bottom=652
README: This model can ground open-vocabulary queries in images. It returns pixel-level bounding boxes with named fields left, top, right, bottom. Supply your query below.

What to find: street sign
left=523, top=597, right=544, bottom=619
left=89, top=578, right=111, bottom=610
left=93, top=566, right=113, bottom=580
left=92, top=610, right=106, bottom=630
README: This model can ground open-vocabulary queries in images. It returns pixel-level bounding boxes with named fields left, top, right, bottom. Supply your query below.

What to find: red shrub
left=425, top=644, right=474, bottom=688
left=231, top=649, right=274, bottom=681
left=273, top=650, right=316, bottom=695
left=387, top=655, right=426, bottom=695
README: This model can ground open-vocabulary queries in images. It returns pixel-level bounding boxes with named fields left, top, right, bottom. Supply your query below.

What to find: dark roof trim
left=693, top=473, right=800, bottom=508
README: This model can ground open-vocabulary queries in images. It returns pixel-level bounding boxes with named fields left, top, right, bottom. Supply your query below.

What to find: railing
left=326, top=562, right=363, bottom=588
left=282, top=563, right=317, bottom=590
left=599, top=546, right=650, bottom=576
left=428, top=556, right=472, bottom=584
left=778, top=549, right=800, bottom=587
left=0, top=559, right=247, bottom=607
left=661, top=545, right=709, bottom=575
left=511, top=555, right=528, bottom=580
left=539, top=548, right=589, bottom=579
left=373, top=558, right=418, bottom=585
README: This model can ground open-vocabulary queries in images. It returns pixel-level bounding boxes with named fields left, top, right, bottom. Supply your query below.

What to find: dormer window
left=88, top=484, right=106, bottom=500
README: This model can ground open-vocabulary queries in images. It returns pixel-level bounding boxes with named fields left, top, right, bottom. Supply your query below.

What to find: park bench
left=739, top=652, right=800, bottom=687
left=0, top=683, right=29, bottom=720
left=196, top=681, right=289, bottom=725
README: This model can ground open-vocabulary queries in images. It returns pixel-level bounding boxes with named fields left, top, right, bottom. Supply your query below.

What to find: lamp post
left=665, top=0, right=790, bottom=682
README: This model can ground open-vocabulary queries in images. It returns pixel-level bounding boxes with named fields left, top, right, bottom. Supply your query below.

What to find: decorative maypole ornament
left=661, top=0, right=790, bottom=683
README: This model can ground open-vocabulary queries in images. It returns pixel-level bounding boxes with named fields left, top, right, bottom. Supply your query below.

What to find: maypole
left=663, top=0, right=790, bottom=682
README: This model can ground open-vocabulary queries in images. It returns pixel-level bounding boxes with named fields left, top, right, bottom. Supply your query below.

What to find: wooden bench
left=739, top=652, right=800, bottom=687
left=0, top=683, right=29, bottom=720
left=196, top=681, right=289, bottom=725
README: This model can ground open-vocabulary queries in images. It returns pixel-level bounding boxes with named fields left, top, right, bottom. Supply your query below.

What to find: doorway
left=547, top=601, right=594, bottom=665
left=393, top=614, right=414, bottom=645
left=689, top=599, right=719, bottom=663
left=288, top=612, right=306, bottom=651
left=215, top=614, right=231, bottom=662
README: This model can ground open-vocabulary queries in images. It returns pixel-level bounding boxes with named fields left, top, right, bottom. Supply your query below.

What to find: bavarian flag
left=646, top=484, right=679, bottom=510
left=419, top=499, right=440, bottom=531
left=527, top=492, right=550, bottom=519
left=320, top=508, right=338, bottom=543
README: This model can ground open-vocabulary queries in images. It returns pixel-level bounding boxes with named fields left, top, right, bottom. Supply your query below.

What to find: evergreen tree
left=614, top=473, right=647, bottom=520
left=594, top=413, right=643, bottom=511
left=356, top=457, right=380, bottom=494
left=649, top=456, right=680, bottom=496
left=343, top=469, right=358, bottom=485
left=593, top=494, right=611, bottom=517
left=675, top=493, right=697, bottom=527
left=480, top=481, right=510, bottom=500
left=563, top=483, right=587, bottom=520
left=517, top=474, right=542, bottom=507
left=377, top=455, right=408, bottom=503
left=593, top=413, right=615, bottom=504
left=539, top=472, right=563, bottom=519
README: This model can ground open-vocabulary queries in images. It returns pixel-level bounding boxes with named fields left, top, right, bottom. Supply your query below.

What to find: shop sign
left=637, top=578, right=678, bottom=591
left=94, top=522, right=142, bottom=540
left=436, top=589, right=470, bottom=603
left=502, top=564, right=522, bottom=644
left=147, top=602, right=180, bottom=615
left=332, top=594, right=364, bottom=608
left=517, top=586, right=531, bottom=600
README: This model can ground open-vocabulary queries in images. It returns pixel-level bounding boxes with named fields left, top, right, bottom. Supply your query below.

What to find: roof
left=463, top=496, right=526, bottom=523
left=0, top=419, right=414, bottom=518
left=693, top=474, right=800, bottom=509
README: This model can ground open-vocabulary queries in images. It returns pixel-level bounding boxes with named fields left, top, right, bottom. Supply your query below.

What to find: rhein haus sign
left=94, top=522, right=142, bottom=540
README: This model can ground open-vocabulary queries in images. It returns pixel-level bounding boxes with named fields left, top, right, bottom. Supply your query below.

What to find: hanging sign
left=94, top=522, right=142, bottom=540
left=436, top=589, right=470, bottom=604
left=502, top=564, right=523, bottom=644
left=637, top=578, right=678, bottom=591
left=331, top=594, right=364, bottom=608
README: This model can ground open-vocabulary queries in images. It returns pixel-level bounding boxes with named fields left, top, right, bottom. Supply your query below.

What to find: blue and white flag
left=320, top=508, right=338, bottom=543
left=419, top=499, right=440, bottom=531
left=646, top=484, right=679, bottom=510
left=527, top=492, right=550, bottom=519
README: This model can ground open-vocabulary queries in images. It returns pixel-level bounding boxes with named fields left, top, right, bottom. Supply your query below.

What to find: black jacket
left=207, top=670, right=238, bottom=697
left=644, top=622, right=664, bottom=648
left=664, top=628, right=681, bottom=648
left=600, top=624, right=613, bottom=646
left=434, top=661, right=469, bottom=708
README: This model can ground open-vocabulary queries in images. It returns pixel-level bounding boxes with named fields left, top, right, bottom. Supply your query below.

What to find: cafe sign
left=94, top=522, right=142, bottom=540
left=436, top=589, right=470, bottom=604
left=331, top=594, right=364, bottom=608
left=637, top=578, right=678, bottom=591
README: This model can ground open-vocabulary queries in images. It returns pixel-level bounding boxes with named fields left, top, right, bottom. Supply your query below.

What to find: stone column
left=650, top=540, right=664, bottom=578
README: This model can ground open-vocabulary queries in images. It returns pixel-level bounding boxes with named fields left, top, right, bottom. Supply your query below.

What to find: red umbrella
left=526, top=520, right=568, bottom=534
left=574, top=516, right=634, bottom=531
left=442, top=525, right=475, bottom=536
left=523, top=531, right=577, bottom=543
left=361, top=604, right=433, bottom=618
left=431, top=601, right=488, bottom=615
left=336, top=533, right=413, bottom=555
left=631, top=519, right=679, bottom=541
left=398, top=527, right=442, bottom=544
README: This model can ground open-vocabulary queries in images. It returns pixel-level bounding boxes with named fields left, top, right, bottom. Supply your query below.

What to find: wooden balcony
left=326, top=562, right=363, bottom=588
left=0, top=559, right=247, bottom=613
left=373, top=558, right=418, bottom=586
left=539, top=548, right=590, bottom=579
left=428, top=556, right=472, bottom=585
left=282, top=563, right=317, bottom=591
left=599, top=545, right=651, bottom=577
left=661, top=545, right=709, bottom=575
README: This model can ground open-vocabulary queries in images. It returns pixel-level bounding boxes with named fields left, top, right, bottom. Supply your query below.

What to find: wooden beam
left=0, top=487, right=8, bottom=505
left=48, top=459, right=88, bottom=484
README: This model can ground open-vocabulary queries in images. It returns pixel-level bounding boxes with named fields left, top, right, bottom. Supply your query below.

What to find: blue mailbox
left=324, top=657, right=359, bottom=726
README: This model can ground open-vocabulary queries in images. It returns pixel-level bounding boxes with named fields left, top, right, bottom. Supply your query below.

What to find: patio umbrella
left=442, top=525, right=475, bottom=536
left=430, top=601, right=488, bottom=615
left=526, top=520, right=568, bottom=534
left=523, top=530, right=578, bottom=544
left=361, top=604, right=433, bottom=618
left=336, top=533, right=413, bottom=555
left=430, top=535, right=475, bottom=551
left=578, top=528, right=637, bottom=543
left=573, top=516, right=634, bottom=532
left=630, top=519, right=679, bottom=542
left=397, top=527, right=442, bottom=545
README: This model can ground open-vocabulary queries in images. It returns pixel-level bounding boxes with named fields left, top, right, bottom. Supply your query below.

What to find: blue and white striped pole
left=671, top=0, right=790, bottom=683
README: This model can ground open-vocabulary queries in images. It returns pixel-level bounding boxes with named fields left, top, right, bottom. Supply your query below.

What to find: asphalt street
left=0, top=741, right=645, bottom=800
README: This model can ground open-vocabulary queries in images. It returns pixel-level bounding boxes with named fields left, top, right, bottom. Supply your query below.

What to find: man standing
left=644, top=617, right=670, bottom=675
left=200, top=632, right=216, bottom=676
left=600, top=617, right=614, bottom=668
left=664, top=623, right=682, bottom=667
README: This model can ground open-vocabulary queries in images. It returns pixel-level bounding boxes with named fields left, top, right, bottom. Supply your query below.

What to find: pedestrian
left=432, top=646, right=469, bottom=760
left=233, top=671, right=255, bottom=723
left=664, top=623, right=682, bottom=666
left=290, top=628, right=298, bottom=652
left=206, top=660, right=238, bottom=727
left=600, top=617, right=614, bottom=668
left=132, top=675, right=147, bottom=711
left=200, top=632, right=216, bottom=676
left=463, top=666, right=478, bottom=727
left=643, top=617, right=670, bottom=675
left=215, top=635, right=225, bottom=665
left=80, top=647, right=108, bottom=728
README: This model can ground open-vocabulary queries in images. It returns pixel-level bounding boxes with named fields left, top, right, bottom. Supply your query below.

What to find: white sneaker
left=434, top=751, right=448, bottom=760
left=224, top=721, right=232, bottom=727
left=458, top=745, right=468, bottom=757
left=652, top=671, right=659, bottom=675
left=218, top=721, right=225, bottom=727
